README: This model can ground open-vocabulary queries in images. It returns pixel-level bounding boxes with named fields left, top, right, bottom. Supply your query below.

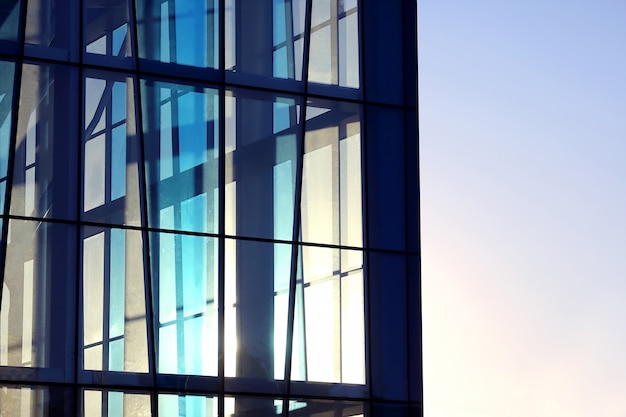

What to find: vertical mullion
left=130, top=0, right=160, bottom=413
left=283, top=0, right=313, bottom=412
left=356, top=0, right=373, bottom=403
left=217, top=0, right=226, bottom=415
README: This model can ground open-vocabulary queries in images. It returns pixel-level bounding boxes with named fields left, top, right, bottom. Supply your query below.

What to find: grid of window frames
left=0, top=0, right=420, bottom=416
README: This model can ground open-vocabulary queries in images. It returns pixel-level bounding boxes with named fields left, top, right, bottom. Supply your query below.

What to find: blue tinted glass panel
left=0, top=61, right=15, bottom=214
left=0, top=0, right=20, bottom=41
left=84, top=0, right=132, bottom=59
left=151, top=232, right=218, bottom=376
left=25, top=0, right=79, bottom=60
left=141, top=80, right=219, bottom=233
left=136, top=0, right=218, bottom=68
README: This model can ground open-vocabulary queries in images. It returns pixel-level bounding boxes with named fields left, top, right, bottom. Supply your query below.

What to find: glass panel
left=224, top=396, right=281, bottom=417
left=301, top=99, right=362, bottom=247
left=150, top=231, right=218, bottom=376
left=291, top=246, right=365, bottom=384
left=0, top=0, right=19, bottom=42
left=84, top=0, right=132, bottom=58
left=141, top=80, right=219, bottom=234
left=0, top=220, right=76, bottom=372
left=308, top=0, right=360, bottom=88
left=226, top=0, right=306, bottom=80
left=24, top=0, right=78, bottom=59
left=0, top=385, right=74, bottom=416
left=225, top=89, right=300, bottom=241
left=158, top=393, right=217, bottom=417
left=136, top=0, right=218, bottom=68
left=82, top=389, right=151, bottom=417
left=81, top=227, right=149, bottom=373
left=82, top=71, right=142, bottom=226
left=0, top=61, right=15, bottom=216
left=11, top=63, right=78, bottom=220
left=224, top=239, right=291, bottom=381
left=277, top=399, right=366, bottom=417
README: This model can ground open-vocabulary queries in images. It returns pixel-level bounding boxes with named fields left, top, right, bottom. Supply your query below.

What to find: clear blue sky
left=418, top=1, right=626, bottom=415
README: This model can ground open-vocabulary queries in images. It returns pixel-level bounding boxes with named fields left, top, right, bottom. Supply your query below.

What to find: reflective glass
left=225, top=89, right=300, bottom=241
left=25, top=0, right=79, bottom=60
left=291, top=246, right=365, bottom=384
left=81, top=226, right=149, bottom=373
left=84, top=0, right=133, bottom=59
left=159, top=393, right=217, bottom=417
left=0, top=0, right=20, bottom=41
left=82, top=72, right=142, bottom=226
left=308, top=0, right=360, bottom=88
left=0, top=220, right=76, bottom=372
left=0, top=385, right=74, bottom=416
left=83, top=389, right=151, bottom=417
left=136, top=0, right=218, bottom=68
left=150, top=231, right=218, bottom=376
left=11, top=63, right=78, bottom=220
left=224, top=238, right=291, bottom=382
left=226, top=0, right=306, bottom=80
left=0, top=61, right=15, bottom=216
left=301, top=99, right=362, bottom=248
left=141, top=79, right=219, bottom=233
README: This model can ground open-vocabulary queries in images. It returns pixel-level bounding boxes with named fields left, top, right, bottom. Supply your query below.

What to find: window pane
left=226, top=0, right=306, bottom=80
left=308, top=0, right=360, bottom=88
left=24, top=0, right=78, bottom=60
left=84, top=0, right=132, bottom=59
left=301, top=99, right=362, bottom=247
left=225, top=89, right=301, bottom=241
left=82, top=72, right=142, bottom=226
left=0, top=0, right=20, bottom=41
left=0, top=60, right=15, bottom=216
left=291, top=246, right=365, bottom=384
left=11, top=63, right=78, bottom=220
left=81, top=227, right=149, bottom=373
left=150, top=231, right=218, bottom=376
left=136, top=0, right=218, bottom=68
left=0, top=220, right=76, bottom=373
left=141, top=80, right=219, bottom=234
left=82, top=389, right=151, bottom=417
left=224, top=239, right=292, bottom=382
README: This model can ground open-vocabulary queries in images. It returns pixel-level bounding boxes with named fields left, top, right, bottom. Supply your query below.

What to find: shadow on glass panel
left=0, top=0, right=20, bottom=42
left=140, top=79, right=219, bottom=234
left=149, top=231, right=218, bottom=377
left=84, top=0, right=133, bottom=60
left=0, top=385, right=73, bottom=416
left=223, top=238, right=292, bottom=390
left=136, top=0, right=218, bottom=68
left=225, top=88, right=302, bottom=242
left=301, top=98, right=362, bottom=248
left=225, top=0, right=306, bottom=85
left=82, top=70, right=142, bottom=226
left=11, top=62, right=78, bottom=221
left=0, top=220, right=76, bottom=375
left=80, top=226, right=149, bottom=374
left=24, top=0, right=79, bottom=60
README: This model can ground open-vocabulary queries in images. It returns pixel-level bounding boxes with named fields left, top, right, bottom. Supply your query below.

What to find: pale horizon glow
left=419, top=1, right=626, bottom=416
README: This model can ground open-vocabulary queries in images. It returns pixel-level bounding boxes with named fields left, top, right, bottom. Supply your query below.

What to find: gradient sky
left=418, top=1, right=626, bottom=416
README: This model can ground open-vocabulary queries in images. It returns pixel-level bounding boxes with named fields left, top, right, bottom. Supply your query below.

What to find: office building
left=0, top=0, right=420, bottom=415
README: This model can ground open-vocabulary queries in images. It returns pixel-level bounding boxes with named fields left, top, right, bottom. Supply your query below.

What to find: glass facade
left=0, top=0, right=419, bottom=415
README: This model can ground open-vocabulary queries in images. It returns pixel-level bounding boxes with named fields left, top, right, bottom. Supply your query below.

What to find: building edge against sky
left=0, top=0, right=419, bottom=415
